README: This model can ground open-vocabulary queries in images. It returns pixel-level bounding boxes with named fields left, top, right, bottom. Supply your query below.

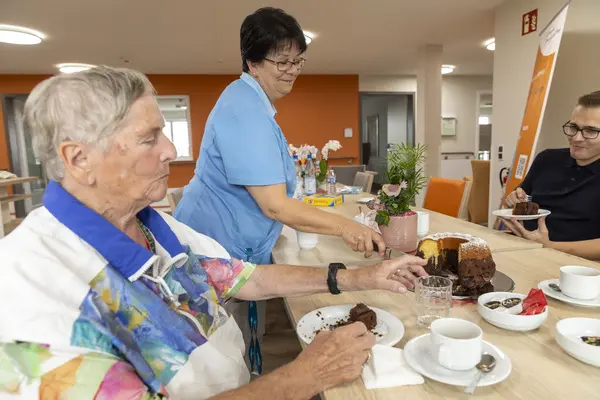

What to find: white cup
left=296, top=231, right=319, bottom=250
left=430, top=318, right=483, bottom=371
left=417, top=211, right=430, bottom=237
left=559, top=266, right=600, bottom=300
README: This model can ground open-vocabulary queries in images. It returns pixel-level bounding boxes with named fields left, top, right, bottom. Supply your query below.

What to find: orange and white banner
left=494, top=1, right=570, bottom=229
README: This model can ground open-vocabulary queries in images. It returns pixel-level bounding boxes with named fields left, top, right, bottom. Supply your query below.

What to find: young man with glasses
left=503, top=90, right=600, bottom=260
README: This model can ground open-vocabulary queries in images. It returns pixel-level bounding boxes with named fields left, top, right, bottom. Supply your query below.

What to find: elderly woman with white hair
left=0, top=66, right=427, bottom=399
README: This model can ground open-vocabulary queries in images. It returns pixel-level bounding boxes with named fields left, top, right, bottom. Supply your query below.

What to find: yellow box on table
left=302, top=194, right=344, bottom=207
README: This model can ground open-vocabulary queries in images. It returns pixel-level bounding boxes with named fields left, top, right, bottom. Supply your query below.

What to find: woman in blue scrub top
left=175, top=7, right=385, bottom=266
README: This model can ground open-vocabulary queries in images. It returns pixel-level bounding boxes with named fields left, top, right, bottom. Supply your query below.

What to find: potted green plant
left=371, top=143, right=427, bottom=252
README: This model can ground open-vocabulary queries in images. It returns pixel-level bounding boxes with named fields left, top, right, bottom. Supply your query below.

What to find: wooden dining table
left=272, top=193, right=542, bottom=268
left=271, top=193, right=600, bottom=399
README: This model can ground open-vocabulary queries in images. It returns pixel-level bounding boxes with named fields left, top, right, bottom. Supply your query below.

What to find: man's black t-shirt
left=519, top=148, right=600, bottom=242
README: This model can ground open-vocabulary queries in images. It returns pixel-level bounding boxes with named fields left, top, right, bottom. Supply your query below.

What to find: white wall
left=359, top=74, right=493, bottom=155
left=490, top=0, right=600, bottom=223
left=538, top=30, right=600, bottom=151
left=442, top=76, right=493, bottom=154
left=359, top=75, right=417, bottom=93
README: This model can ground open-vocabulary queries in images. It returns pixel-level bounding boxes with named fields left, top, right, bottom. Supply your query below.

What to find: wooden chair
left=167, top=188, right=184, bottom=214
left=458, top=177, right=473, bottom=221
left=423, top=177, right=469, bottom=218
left=353, top=171, right=374, bottom=193
left=467, top=160, right=490, bottom=225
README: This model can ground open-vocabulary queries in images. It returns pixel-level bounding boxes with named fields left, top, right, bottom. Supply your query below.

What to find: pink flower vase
left=378, top=211, right=418, bottom=254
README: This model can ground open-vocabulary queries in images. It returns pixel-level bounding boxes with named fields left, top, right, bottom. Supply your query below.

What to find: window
left=157, top=95, right=193, bottom=161
left=162, top=120, right=191, bottom=159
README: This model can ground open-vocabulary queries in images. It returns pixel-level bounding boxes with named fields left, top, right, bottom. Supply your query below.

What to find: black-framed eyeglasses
left=264, top=58, right=305, bottom=72
left=562, top=121, right=600, bottom=140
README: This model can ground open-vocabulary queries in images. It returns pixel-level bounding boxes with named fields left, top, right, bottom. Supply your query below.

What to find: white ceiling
left=0, top=0, right=504, bottom=75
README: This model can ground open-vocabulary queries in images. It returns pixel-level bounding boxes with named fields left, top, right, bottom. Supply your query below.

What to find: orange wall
left=0, top=74, right=360, bottom=187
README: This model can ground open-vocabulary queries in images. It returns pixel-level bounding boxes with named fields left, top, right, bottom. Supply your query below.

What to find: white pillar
left=416, top=45, right=443, bottom=182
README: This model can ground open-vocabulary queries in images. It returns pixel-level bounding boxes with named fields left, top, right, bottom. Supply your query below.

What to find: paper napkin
left=361, top=344, right=424, bottom=389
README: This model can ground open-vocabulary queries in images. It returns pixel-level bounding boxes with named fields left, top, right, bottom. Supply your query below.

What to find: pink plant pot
left=379, top=211, right=418, bottom=253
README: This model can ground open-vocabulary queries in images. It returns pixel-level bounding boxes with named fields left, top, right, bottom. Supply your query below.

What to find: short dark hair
left=578, top=91, right=600, bottom=108
left=240, top=7, right=307, bottom=72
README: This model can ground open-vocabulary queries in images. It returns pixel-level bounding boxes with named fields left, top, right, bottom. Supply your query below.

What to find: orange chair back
left=423, top=177, right=467, bottom=218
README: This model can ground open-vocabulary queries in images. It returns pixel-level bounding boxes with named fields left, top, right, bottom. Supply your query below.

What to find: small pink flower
left=382, top=184, right=401, bottom=198
left=400, top=181, right=408, bottom=189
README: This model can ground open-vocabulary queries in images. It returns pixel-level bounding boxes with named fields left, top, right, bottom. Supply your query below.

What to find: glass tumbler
left=415, top=276, right=453, bottom=327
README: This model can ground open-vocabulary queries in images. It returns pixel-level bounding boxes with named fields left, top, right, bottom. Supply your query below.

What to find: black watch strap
left=327, top=263, right=347, bottom=295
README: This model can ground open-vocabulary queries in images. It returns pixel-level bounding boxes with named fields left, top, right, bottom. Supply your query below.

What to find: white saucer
left=403, top=333, right=512, bottom=387
left=296, top=304, right=404, bottom=346
left=492, top=208, right=551, bottom=220
left=539, top=279, right=600, bottom=308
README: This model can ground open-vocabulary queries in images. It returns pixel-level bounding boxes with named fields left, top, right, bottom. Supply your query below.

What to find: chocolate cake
left=348, top=303, right=377, bottom=330
left=415, top=232, right=496, bottom=296
left=512, top=201, right=540, bottom=215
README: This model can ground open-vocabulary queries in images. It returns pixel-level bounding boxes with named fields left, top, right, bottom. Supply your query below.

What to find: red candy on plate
left=519, top=288, right=548, bottom=315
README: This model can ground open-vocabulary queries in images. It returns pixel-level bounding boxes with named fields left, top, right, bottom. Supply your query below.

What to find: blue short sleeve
left=215, top=112, right=286, bottom=186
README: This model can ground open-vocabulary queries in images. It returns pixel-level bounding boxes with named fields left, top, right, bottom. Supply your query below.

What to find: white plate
left=492, top=208, right=551, bottom=220
left=556, top=317, right=600, bottom=367
left=538, top=279, right=600, bottom=308
left=356, top=197, right=375, bottom=204
left=296, top=304, right=404, bottom=346
left=403, top=333, right=512, bottom=387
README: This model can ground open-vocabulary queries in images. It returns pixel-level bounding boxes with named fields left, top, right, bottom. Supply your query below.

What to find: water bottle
left=304, top=154, right=317, bottom=196
left=326, top=168, right=336, bottom=195
left=292, top=155, right=304, bottom=199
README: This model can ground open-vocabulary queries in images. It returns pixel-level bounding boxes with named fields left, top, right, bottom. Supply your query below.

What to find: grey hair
left=23, top=65, right=156, bottom=181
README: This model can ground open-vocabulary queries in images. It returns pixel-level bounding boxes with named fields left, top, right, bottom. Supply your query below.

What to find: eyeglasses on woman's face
left=563, top=121, right=600, bottom=140
left=263, top=57, right=305, bottom=72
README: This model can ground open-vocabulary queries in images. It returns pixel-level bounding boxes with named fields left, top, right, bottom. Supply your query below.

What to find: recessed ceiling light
left=56, top=63, right=96, bottom=74
left=485, top=38, right=496, bottom=51
left=0, top=24, right=45, bottom=45
left=304, top=31, right=315, bottom=45
left=441, top=65, right=455, bottom=75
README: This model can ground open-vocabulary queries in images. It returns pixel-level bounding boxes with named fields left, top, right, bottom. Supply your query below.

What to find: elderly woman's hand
left=353, top=255, right=429, bottom=294
left=339, top=221, right=387, bottom=258
left=293, top=322, right=375, bottom=393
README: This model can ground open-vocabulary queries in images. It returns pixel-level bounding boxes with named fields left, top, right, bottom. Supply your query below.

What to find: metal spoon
left=464, top=354, right=496, bottom=394
left=549, top=283, right=562, bottom=293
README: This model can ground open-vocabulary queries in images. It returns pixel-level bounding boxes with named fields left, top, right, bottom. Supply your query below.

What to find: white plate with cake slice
left=492, top=208, right=551, bottom=220
left=296, top=304, right=405, bottom=346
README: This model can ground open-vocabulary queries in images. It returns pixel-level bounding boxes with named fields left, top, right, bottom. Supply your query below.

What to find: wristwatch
left=327, top=263, right=347, bottom=295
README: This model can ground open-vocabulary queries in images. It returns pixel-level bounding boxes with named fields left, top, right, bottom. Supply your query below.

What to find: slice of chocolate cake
left=512, top=201, right=540, bottom=215
left=348, top=303, right=377, bottom=330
